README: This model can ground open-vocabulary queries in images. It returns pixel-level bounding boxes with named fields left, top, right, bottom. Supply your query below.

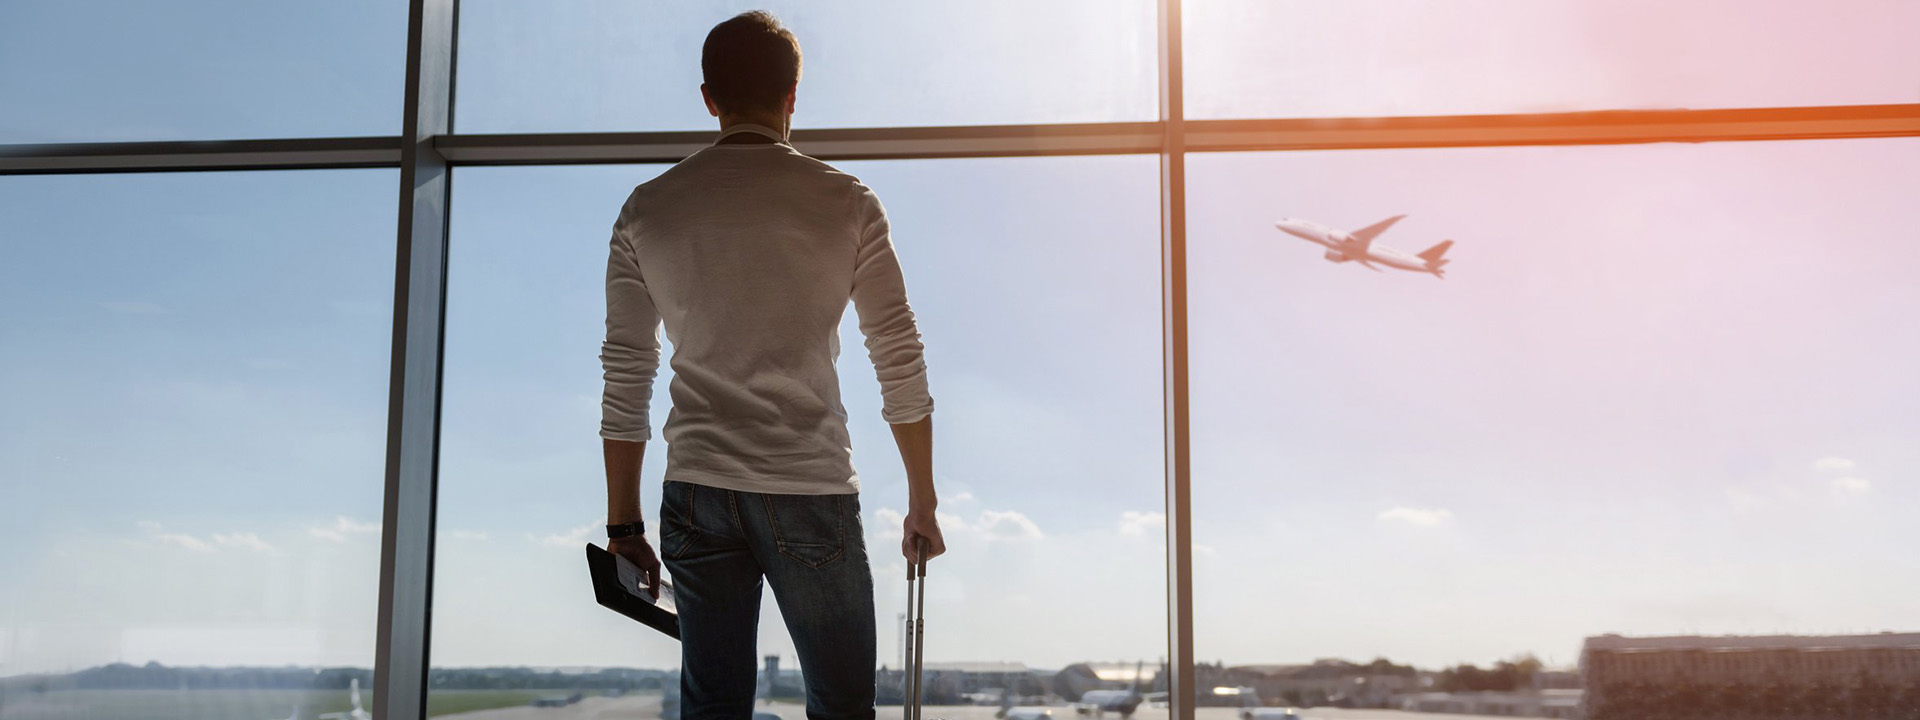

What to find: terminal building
left=1581, top=632, right=1920, bottom=719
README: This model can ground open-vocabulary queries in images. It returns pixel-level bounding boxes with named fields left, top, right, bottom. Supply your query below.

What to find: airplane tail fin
left=1417, top=239, right=1453, bottom=266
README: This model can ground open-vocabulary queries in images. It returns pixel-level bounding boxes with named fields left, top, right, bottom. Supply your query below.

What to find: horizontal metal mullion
left=1187, top=104, right=1920, bottom=152
left=0, top=136, right=402, bottom=174
left=435, top=122, right=1167, bottom=165
left=6, top=105, right=1918, bottom=174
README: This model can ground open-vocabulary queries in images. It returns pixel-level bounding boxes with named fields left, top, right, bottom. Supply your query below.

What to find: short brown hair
left=702, top=11, right=803, bottom=116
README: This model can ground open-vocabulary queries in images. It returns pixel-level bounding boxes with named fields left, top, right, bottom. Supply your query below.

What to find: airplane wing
left=1347, top=214, right=1407, bottom=253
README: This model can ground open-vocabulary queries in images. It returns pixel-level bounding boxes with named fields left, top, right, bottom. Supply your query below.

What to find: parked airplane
left=1076, top=689, right=1143, bottom=718
left=320, top=678, right=371, bottom=720
left=1274, top=215, right=1453, bottom=279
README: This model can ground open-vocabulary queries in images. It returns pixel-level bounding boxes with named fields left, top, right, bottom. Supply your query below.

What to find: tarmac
left=439, top=697, right=1512, bottom=720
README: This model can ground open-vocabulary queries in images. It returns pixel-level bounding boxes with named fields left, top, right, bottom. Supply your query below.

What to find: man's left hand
left=608, top=535, right=662, bottom=600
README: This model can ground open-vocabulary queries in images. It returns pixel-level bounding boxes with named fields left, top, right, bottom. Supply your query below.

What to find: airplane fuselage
left=1274, top=218, right=1446, bottom=277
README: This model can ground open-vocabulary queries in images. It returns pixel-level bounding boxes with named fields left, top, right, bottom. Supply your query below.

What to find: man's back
left=599, top=124, right=933, bottom=496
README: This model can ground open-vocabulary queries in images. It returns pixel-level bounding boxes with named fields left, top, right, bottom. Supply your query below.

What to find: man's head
left=701, top=11, right=803, bottom=124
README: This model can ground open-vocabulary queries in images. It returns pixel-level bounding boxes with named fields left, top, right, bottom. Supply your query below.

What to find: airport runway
left=441, top=700, right=1512, bottom=720
left=441, top=694, right=662, bottom=720
left=752, top=705, right=1511, bottom=720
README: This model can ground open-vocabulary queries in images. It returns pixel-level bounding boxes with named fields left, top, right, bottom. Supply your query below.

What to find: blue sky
left=4, top=0, right=1919, bottom=681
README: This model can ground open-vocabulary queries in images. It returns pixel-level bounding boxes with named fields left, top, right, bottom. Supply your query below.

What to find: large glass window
left=432, top=156, right=1168, bottom=716
left=8, top=3, right=1919, bottom=718
left=0, top=170, right=395, bottom=717
left=455, top=1, right=1156, bottom=134
left=0, top=0, right=406, bottom=143
left=1188, top=138, right=1920, bottom=704
left=1186, top=0, right=1920, bottom=119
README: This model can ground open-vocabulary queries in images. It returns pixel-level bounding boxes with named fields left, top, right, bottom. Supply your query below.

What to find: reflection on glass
left=0, top=171, right=395, bottom=717
left=454, top=1, right=1155, bottom=133
left=432, top=157, right=1168, bottom=718
left=1186, top=0, right=1920, bottom=119
left=0, top=0, right=405, bottom=143
left=1189, top=140, right=1920, bottom=715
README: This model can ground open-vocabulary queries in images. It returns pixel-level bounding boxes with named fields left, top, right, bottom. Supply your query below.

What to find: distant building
left=1055, top=662, right=1157, bottom=701
left=1198, top=659, right=1416, bottom=708
left=878, top=661, right=1048, bottom=706
left=1581, top=632, right=1920, bottom=719
left=757, top=655, right=803, bottom=700
left=1532, top=669, right=1582, bottom=690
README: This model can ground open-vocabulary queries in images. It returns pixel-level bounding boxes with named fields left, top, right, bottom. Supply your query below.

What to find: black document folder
left=585, top=543, right=680, bottom=640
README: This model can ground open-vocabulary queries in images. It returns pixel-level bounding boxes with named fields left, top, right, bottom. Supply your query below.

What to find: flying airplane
left=1274, top=215, right=1453, bottom=279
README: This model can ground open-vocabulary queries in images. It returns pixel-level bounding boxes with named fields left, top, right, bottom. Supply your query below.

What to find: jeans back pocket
left=659, top=480, right=700, bottom=560
left=764, top=493, right=847, bottom=568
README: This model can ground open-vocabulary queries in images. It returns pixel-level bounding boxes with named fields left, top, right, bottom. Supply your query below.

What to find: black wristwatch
left=606, top=521, right=646, bottom=539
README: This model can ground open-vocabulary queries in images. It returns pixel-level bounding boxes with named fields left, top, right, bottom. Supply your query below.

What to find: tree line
left=0, top=662, right=674, bottom=692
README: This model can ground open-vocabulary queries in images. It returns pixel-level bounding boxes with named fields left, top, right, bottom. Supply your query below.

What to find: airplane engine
left=1323, top=250, right=1350, bottom=263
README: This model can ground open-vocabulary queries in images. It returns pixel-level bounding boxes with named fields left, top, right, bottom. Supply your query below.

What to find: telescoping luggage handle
left=903, top=537, right=930, bottom=720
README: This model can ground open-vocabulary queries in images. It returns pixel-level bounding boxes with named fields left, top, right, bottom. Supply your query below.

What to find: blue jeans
left=659, top=479, right=876, bottom=720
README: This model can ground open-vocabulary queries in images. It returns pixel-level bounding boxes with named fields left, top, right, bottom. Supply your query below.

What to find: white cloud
left=535, top=521, right=601, bottom=548
left=308, top=516, right=381, bottom=543
left=1830, top=477, right=1872, bottom=496
left=1377, top=506, right=1454, bottom=527
left=210, top=532, right=275, bottom=553
left=935, top=511, right=970, bottom=532
left=137, top=522, right=273, bottom=553
left=1813, top=457, right=1856, bottom=472
left=872, top=508, right=907, bottom=538
left=99, top=300, right=166, bottom=315
left=872, top=507, right=1043, bottom=542
left=976, top=510, right=1045, bottom=542
left=153, top=533, right=212, bottom=552
left=949, top=492, right=975, bottom=503
left=1118, top=510, right=1165, bottom=536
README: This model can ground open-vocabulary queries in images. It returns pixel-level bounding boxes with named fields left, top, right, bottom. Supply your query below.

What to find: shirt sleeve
left=600, top=200, right=662, bottom=442
left=848, top=182, right=935, bottom=424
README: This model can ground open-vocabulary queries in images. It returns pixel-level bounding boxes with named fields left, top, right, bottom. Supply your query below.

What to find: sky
left=3, top=0, right=1920, bottom=685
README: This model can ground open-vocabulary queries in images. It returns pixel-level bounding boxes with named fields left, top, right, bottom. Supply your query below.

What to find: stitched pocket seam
left=664, top=482, right=700, bottom=561
left=767, top=495, right=846, bottom=568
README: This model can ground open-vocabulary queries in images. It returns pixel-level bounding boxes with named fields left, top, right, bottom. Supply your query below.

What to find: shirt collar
left=714, top=123, right=788, bottom=145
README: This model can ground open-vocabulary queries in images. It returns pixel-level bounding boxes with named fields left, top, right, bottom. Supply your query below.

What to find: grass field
left=0, top=688, right=649, bottom=720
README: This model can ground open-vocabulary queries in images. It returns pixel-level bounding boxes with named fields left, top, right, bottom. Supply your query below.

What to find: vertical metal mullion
left=374, top=0, right=456, bottom=718
left=1157, top=1, right=1195, bottom=720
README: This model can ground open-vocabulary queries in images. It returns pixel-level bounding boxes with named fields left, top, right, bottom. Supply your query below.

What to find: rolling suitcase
left=903, top=538, right=933, bottom=720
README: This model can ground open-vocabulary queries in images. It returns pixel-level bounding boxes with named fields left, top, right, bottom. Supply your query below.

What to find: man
left=598, top=11, right=944, bottom=720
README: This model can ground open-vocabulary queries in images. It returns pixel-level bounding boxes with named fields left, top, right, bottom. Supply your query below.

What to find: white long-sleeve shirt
left=599, top=123, right=933, bottom=495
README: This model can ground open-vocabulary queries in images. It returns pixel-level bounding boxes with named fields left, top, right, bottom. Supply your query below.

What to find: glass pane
left=0, top=170, right=395, bottom=716
left=1187, top=0, right=1920, bottom=119
left=1190, top=139, right=1920, bottom=715
left=455, top=1, right=1156, bottom=133
left=433, top=156, right=1168, bottom=717
left=0, top=0, right=406, bottom=143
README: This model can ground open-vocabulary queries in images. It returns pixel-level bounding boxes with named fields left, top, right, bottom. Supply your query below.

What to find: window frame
left=2, top=1, right=1918, bottom=719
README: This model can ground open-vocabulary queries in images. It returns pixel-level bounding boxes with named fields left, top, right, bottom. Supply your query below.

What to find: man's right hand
left=901, top=508, right=945, bottom=563
left=608, top=535, right=662, bottom=600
